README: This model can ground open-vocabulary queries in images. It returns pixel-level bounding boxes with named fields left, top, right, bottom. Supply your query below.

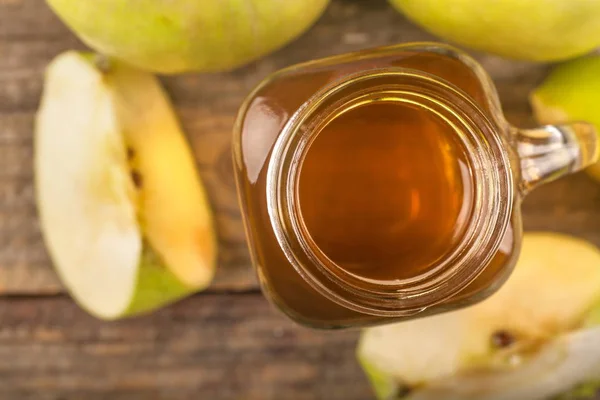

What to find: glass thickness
left=233, top=43, right=599, bottom=329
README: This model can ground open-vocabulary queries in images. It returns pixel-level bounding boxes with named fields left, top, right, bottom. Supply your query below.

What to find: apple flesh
left=35, top=52, right=217, bottom=319
left=358, top=233, right=600, bottom=400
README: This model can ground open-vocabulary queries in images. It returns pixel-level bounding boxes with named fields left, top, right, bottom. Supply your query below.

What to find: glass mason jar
left=232, top=43, right=599, bottom=329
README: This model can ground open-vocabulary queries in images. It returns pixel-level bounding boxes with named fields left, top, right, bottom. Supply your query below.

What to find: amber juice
left=234, top=45, right=518, bottom=328
left=298, top=102, right=473, bottom=282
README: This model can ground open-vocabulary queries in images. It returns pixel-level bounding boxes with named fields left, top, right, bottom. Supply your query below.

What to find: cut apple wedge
left=35, top=51, right=216, bottom=319
left=358, top=233, right=600, bottom=400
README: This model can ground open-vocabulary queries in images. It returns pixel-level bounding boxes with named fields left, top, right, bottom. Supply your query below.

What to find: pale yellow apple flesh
left=106, top=60, right=216, bottom=288
left=358, top=233, right=600, bottom=400
left=35, top=51, right=216, bottom=319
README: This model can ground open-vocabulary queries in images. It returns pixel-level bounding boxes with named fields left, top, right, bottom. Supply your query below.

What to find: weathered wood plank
left=0, top=0, right=597, bottom=296
left=0, top=293, right=371, bottom=400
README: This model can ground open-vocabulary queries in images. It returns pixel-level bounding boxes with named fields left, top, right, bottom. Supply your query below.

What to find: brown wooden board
left=0, top=293, right=371, bottom=400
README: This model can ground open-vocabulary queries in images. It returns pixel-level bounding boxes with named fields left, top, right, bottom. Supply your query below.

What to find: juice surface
left=298, top=101, right=473, bottom=282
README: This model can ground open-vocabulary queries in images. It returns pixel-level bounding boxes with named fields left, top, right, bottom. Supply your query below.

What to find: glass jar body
left=233, top=43, right=592, bottom=329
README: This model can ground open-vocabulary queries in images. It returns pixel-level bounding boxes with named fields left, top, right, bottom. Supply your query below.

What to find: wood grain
left=0, top=293, right=371, bottom=400
left=2, top=0, right=595, bottom=296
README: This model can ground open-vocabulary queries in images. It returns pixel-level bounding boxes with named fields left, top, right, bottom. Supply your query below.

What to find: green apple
left=35, top=51, right=217, bottom=319
left=358, top=233, right=600, bottom=399
left=389, top=0, right=600, bottom=62
left=45, top=0, right=330, bottom=74
left=530, top=55, right=600, bottom=182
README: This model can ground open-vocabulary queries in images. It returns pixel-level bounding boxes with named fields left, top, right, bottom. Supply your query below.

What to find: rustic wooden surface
left=0, top=294, right=370, bottom=400
left=1, top=0, right=600, bottom=398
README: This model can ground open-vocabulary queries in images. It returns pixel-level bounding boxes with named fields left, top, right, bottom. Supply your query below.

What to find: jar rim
left=266, top=67, right=513, bottom=317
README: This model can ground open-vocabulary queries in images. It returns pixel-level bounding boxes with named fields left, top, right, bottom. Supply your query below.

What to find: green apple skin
left=45, top=0, right=330, bottom=74
left=390, top=0, right=600, bottom=62
left=121, top=246, right=193, bottom=318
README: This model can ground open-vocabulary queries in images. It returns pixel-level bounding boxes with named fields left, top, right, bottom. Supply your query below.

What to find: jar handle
left=515, top=122, right=599, bottom=194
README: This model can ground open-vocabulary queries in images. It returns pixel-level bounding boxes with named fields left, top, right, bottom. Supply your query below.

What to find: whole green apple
left=46, top=0, right=330, bottom=73
left=390, top=0, right=600, bottom=61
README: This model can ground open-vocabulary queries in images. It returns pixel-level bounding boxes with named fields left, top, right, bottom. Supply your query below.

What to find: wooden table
left=2, top=1, right=600, bottom=399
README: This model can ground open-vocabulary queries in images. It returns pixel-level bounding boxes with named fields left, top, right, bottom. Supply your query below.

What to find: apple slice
left=35, top=51, right=216, bottom=319
left=358, top=233, right=600, bottom=400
